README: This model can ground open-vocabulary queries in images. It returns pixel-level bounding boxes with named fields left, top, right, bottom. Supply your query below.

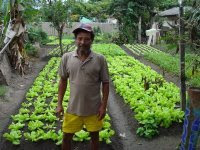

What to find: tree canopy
left=109, top=0, right=161, bottom=43
left=41, top=0, right=72, bottom=55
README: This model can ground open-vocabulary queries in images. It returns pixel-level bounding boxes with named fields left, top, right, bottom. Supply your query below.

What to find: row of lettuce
left=48, top=42, right=75, bottom=57
left=92, top=44, right=184, bottom=138
left=3, top=57, right=114, bottom=145
left=46, top=36, right=73, bottom=45
left=125, top=44, right=200, bottom=87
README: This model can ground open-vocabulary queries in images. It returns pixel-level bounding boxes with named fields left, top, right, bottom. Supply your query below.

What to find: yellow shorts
left=62, top=113, right=103, bottom=133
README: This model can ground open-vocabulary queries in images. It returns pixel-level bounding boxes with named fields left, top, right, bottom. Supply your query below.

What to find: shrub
left=24, top=42, right=38, bottom=57
left=111, top=32, right=127, bottom=45
left=94, top=33, right=112, bottom=43
left=27, top=27, right=49, bottom=45
left=93, top=26, right=102, bottom=35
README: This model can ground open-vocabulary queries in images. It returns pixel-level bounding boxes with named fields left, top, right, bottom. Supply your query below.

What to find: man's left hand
left=97, top=104, right=106, bottom=120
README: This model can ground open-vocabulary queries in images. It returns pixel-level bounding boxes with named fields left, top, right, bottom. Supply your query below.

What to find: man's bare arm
left=102, top=82, right=109, bottom=108
left=98, top=82, right=109, bottom=120
left=56, top=77, right=68, bottom=119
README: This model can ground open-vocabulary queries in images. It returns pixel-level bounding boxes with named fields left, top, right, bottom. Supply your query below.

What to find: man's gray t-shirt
left=59, top=50, right=109, bottom=116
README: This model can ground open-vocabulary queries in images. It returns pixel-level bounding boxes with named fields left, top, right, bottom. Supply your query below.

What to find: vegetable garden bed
left=1, top=43, right=186, bottom=150
left=2, top=57, right=115, bottom=149
left=124, top=44, right=200, bottom=87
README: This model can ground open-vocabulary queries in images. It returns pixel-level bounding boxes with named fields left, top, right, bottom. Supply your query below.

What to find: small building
left=158, top=7, right=192, bottom=29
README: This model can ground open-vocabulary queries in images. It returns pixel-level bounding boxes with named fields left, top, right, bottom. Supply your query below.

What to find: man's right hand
left=56, top=105, right=64, bottom=120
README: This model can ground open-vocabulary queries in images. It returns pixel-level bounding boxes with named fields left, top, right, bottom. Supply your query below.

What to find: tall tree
left=108, top=0, right=180, bottom=43
left=158, top=0, right=177, bottom=9
left=109, top=0, right=154, bottom=43
left=41, top=0, right=72, bottom=56
left=186, top=0, right=200, bottom=50
left=68, top=0, right=111, bottom=22
left=185, top=0, right=200, bottom=77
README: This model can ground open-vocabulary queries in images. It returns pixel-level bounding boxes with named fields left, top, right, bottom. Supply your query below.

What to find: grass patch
left=144, top=52, right=200, bottom=87
left=0, top=85, right=7, bottom=97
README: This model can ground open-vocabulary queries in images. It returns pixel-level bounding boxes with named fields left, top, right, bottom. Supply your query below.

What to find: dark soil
left=0, top=140, right=114, bottom=150
left=0, top=45, right=184, bottom=150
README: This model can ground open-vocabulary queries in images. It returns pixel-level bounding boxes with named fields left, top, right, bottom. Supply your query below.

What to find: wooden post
left=179, top=4, right=186, bottom=111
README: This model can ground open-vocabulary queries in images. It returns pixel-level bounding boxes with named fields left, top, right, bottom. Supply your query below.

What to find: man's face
left=75, top=31, right=92, bottom=51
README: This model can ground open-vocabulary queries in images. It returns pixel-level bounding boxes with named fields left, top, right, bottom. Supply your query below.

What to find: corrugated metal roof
left=158, top=7, right=192, bottom=17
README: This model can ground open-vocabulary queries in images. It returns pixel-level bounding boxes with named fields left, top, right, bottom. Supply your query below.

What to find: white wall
left=41, top=22, right=118, bottom=36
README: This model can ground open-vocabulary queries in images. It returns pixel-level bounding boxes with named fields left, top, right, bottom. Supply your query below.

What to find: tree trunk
left=58, top=24, right=65, bottom=56
left=58, top=30, right=63, bottom=56
left=138, top=16, right=142, bottom=44
left=176, top=44, right=179, bottom=54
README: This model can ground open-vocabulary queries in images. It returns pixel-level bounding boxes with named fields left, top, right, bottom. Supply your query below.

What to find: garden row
left=125, top=44, right=200, bottom=87
left=3, top=57, right=114, bottom=145
left=46, top=36, right=73, bottom=46
left=125, top=44, right=160, bottom=56
left=93, top=44, right=184, bottom=138
left=48, top=42, right=75, bottom=57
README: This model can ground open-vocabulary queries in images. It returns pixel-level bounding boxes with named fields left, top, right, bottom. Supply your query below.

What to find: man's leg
left=62, top=133, right=74, bottom=150
left=90, top=131, right=99, bottom=150
left=62, top=113, right=83, bottom=150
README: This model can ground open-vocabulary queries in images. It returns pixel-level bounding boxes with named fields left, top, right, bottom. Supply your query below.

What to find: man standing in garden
left=56, top=23, right=109, bottom=150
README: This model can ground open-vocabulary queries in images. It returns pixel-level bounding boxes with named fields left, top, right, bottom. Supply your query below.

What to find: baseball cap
left=72, top=23, right=94, bottom=34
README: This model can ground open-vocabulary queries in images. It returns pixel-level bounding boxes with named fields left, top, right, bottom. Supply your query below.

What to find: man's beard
left=77, top=45, right=90, bottom=52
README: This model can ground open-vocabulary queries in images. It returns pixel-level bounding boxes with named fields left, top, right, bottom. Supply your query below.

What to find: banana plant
left=3, top=0, right=27, bottom=76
